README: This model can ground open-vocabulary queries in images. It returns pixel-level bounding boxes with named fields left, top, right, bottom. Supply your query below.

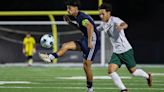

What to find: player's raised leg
left=128, top=67, right=152, bottom=87
left=122, top=49, right=152, bottom=87
left=39, top=41, right=78, bottom=62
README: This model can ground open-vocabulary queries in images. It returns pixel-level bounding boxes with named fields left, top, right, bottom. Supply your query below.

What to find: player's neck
left=105, top=16, right=111, bottom=23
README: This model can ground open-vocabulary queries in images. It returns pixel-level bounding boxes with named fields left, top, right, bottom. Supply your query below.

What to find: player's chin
left=101, top=18, right=106, bottom=22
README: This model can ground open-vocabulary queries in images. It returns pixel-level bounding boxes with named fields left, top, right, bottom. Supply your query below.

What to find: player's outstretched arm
left=63, top=15, right=79, bottom=29
left=115, top=22, right=128, bottom=31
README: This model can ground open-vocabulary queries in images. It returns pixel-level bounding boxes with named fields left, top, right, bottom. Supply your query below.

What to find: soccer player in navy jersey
left=39, top=0, right=100, bottom=92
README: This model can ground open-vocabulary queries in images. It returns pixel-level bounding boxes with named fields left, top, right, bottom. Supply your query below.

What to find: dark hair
left=99, top=3, right=112, bottom=12
left=65, top=0, right=80, bottom=7
left=26, top=32, right=31, bottom=35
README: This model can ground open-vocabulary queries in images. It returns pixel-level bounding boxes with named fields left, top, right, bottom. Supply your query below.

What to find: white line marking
left=152, top=73, right=164, bottom=76
left=0, top=81, right=31, bottom=85
left=50, top=82, right=164, bottom=86
left=56, top=76, right=132, bottom=80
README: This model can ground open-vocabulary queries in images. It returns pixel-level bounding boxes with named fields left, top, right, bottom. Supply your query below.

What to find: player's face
left=27, top=34, right=31, bottom=37
left=67, top=6, right=78, bottom=16
left=99, top=9, right=110, bottom=22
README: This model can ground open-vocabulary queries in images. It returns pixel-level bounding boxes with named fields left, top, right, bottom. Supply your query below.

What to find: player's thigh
left=86, top=41, right=100, bottom=61
left=27, top=56, right=33, bottom=60
left=108, top=53, right=121, bottom=73
left=109, top=53, right=122, bottom=67
left=108, top=64, right=119, bottom=74
left=121, top=49, right=136, bottom=69
left=62, top=41, right=79, bottom=50
left=25, top=50, right=31, bottom=56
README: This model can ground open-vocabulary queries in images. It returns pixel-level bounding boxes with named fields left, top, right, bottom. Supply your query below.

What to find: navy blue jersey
left=76, top=12, right=100, bottom=40
left=75, top=12, right=100, bottom=61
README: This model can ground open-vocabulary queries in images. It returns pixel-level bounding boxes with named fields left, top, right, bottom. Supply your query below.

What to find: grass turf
left=0, top=65, right=163, bottom=92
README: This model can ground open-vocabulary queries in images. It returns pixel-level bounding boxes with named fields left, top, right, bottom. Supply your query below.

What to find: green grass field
left=0, top=65, right=163, bottom=92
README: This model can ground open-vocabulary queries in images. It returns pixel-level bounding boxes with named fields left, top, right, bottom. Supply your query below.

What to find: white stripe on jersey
left=87, top=31, right=97, bottom=60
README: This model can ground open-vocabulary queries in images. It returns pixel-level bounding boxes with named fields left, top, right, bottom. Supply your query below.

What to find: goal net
left=0, top=21, right=111, bottom=65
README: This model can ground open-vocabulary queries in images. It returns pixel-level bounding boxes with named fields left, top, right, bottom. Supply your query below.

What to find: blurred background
left=0, top=0, right=163, bottom=64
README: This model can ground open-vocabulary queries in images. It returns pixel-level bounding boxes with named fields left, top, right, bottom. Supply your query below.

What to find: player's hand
left=63, top=15, right=72, bottom=24
left=22, top=49, right=26, bottom=54
left=115, top=25, right=123, bottom=31
left=33, top=48, right=36, bottom=54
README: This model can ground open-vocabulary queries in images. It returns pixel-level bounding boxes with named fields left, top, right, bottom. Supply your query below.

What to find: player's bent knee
left=83, top=60, right=92, bottom=67
left=128, top=67, right=136, bottom=74
left=108, top=69, right=115, bottom=74
left=108, top=64, right=118, bottom=74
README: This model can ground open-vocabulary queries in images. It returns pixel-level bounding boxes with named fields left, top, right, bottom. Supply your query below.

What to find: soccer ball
left=40, top=34, right=54, bottom=48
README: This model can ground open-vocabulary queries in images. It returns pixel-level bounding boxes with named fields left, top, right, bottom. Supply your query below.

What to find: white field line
left=0, top=63, right=164, bottom=68
left=152, top=73, right=164, bottom=76
left=0, top=86, right=164, bottom=90
left=56, top=73, right=164, bottom=80
left=56, top=76, right=132, bottom=80
left=0, top=81, right=31, bottom=85
left=47, top=82, right=164, bottom=86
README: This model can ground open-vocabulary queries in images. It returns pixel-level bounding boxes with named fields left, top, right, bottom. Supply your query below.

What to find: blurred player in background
left=23, top=32, right=36, bottom=66
left=39, top=0, right=100, bottom=92
left=97, top=3, right=152, bottom=92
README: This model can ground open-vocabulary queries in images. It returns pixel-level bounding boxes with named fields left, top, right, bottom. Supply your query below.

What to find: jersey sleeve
left=113, top=17, right=124, bottom=25
left=32, top=37, right=36, bottom=44
left=79, top=13, right=92, bottom=27
left=97, top=22, right=104, bottom=31
left=23, top=38, right=26, bottom=45
left=82, top=19, right=89, bottom=26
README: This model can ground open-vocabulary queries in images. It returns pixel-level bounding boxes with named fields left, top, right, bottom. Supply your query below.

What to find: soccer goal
left=0, top=20, right=109, bottom=66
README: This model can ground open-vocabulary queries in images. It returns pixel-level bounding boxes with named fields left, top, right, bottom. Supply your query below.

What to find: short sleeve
left=82, top=19, right=89, bottom=26
left=97, top=22, right=104, bottom=31
left=23, top=38, right=26, bottom=45
left=32, top=37, right=36, bottom=44
left=113, top=17, right=124, bottom=25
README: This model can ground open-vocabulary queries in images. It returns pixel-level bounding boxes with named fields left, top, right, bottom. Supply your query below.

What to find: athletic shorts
left=75, top=38, right=100, bottom=61
left=109, top=49, right=136, bottom=68
left=27, top=56, right=32, bottom=60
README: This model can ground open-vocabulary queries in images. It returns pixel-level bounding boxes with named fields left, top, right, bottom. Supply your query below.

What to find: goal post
left=48, top=15, right=58, bottom=63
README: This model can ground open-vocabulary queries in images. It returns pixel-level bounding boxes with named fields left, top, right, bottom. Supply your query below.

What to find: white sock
left=132, top=69, right=149, bottom=78
left=110, top=72, right=126, bottom=90
left=49, top=54, right=55, bottom=60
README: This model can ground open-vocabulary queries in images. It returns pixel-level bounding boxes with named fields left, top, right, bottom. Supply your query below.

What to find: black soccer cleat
left=147, top=73, right=152, bottom=87
left=121, top=89, right=128, bottom=92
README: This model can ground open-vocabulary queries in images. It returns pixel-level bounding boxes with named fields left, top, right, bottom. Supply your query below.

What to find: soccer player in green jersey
left=97, top=3, right=152, bottom=92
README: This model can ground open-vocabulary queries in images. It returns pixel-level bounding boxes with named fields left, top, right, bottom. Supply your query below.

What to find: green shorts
left=109, top=49, right=136, bottom=68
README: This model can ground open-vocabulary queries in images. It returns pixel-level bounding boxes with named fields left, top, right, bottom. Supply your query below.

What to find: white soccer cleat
left=87, top=87, right=94, bottom=92
left=39, top=53, right=51, bottom=63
